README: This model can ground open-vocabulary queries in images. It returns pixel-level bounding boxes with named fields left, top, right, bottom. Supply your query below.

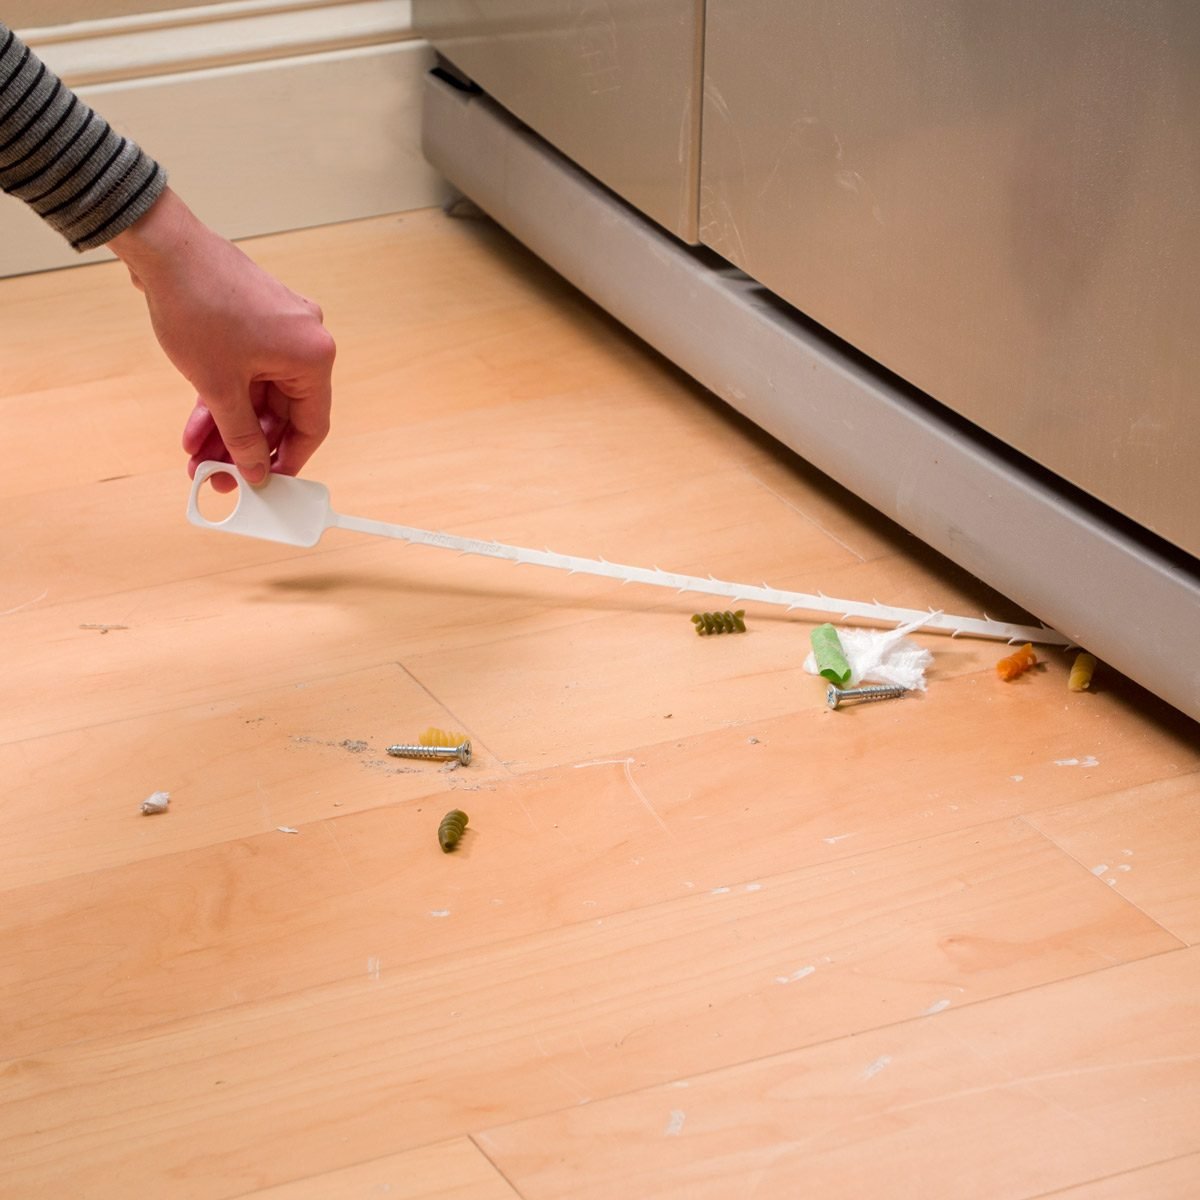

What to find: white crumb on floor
left=140, top=791, right=170, bottom=815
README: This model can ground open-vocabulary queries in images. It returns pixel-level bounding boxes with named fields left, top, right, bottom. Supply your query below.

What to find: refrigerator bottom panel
left=421, top=70, right=1200, bottom=723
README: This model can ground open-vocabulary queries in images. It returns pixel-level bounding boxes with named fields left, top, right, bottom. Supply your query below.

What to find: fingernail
left=242, top=462, right=268, bottom=486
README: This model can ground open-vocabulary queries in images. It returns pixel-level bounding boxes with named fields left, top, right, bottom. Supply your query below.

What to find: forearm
left=0, top=22, right=166, bottom=249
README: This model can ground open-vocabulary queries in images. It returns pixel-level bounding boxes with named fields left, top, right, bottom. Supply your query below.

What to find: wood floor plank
left=1031, top=1154, right=1200, bottom=1199
left=231, top=1140, right=520, bottom=1200
left=0, top=663, right=502, bottom=892
left=399, top=580, right=1197, bottom=772
left=0, top=441, right=864, bottom=619
left=0, top=469, right=310, bottom=613
left=0, top=819, right=1178, bottom=1193
left=10, top=763, right=1182, bottom=1057
left=474, top=947, right=1200, bottom=1200
left=4, top=207, right=1198, bottom=1200
left=1027, top=774, right=1200, bottom=945
left=1, top=459, right=865, bottom=745
left=746, top=450, right=937, bottom=567
left=0, top=370, right=181, bottom=504
left=5, top=593, right=1193, bottom=891
left=0, top=259, right=156, bottom=400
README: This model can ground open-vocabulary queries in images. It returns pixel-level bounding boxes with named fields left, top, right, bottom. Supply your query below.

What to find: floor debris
left=438, top=809, right=469, bottom=852
left=140, top=791, right=170, bottom=815
left=804, top=614, right=934, bottom=690
left=1068, top=651, right=1098, bottom=692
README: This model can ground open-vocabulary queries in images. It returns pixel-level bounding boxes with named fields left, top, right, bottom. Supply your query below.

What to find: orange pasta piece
left=996, top=642, right=1038, bottom=681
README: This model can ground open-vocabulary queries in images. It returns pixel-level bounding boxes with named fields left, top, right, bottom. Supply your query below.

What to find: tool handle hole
left=194, top=468, right=241, bottom=524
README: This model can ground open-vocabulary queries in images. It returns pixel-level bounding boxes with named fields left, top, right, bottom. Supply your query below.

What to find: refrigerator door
left=701, top=0, right=1200, bottom=557
left=413, top=0, right=704, bottom=242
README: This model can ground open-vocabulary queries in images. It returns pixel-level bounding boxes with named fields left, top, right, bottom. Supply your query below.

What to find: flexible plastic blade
left=187, top=464, right=1070, bottom=644
left=335, top=512, right=1067, bottom=643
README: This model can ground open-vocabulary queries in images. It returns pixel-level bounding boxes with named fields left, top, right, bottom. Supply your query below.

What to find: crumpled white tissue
left=140, top=790, right=170, bottom=815
left=803, top=614, right=935, bottom=691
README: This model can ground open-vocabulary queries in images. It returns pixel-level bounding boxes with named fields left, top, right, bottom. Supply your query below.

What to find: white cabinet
left=701, top=0, right=1200, bottom=558
left=414, top=1, right=704, bottom=241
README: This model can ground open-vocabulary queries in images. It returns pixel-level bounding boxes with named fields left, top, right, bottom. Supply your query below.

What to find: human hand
left=109, top=188, right=335, bottom=491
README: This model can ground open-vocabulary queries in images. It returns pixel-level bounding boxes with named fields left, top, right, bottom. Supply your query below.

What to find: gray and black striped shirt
left=0, top=22, right=166, bottom=250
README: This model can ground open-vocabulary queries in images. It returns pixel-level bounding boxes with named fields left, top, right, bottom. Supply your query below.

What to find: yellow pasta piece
left=1068, top=651, right=1097, bottom=692
left=419, top=727, right=467, bottom=748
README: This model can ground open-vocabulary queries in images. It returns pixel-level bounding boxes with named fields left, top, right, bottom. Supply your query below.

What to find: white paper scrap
left=140, top=791, right=170, bottom=815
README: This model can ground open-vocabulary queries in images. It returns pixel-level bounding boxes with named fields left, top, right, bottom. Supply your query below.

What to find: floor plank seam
left=0, top=655, right=443, bottom=750
left=743, top=466, right=872, bottom=565
left=7, top=922, right=1187, bottom=1110
left=1017, top=811, right=1196, bottom=947
left=459, top=944, right=1197, bottom=1151
left=0, top=786, right=483, bottom=898
left=1022, top=1150, right=1200, bottom=1200
left=393, top=659, right=516, bottom=780
left=468, top=1131, right=527, bottom=1200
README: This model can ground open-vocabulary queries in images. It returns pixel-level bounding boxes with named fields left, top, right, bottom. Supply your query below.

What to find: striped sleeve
left=0, top=22, right=167, bottom=250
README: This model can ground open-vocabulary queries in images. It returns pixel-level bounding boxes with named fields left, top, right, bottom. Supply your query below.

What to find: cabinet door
left=415, top=0, right=704, bottom=242
left=702, top=0, right=1200, bottom=557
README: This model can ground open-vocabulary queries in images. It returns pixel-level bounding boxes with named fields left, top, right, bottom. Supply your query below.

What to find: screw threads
left=387, top=741, right=472, bottom=766
left=826, top=683, right=909, bottom=710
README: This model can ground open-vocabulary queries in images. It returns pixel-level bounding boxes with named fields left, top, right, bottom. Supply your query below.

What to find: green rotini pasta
left=691, top=610, right=747, bottom=636
left=438, top=809, right=469, bottom=852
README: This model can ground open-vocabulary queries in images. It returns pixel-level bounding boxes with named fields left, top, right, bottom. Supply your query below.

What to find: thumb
left=203, top=385, right=272, bottom=486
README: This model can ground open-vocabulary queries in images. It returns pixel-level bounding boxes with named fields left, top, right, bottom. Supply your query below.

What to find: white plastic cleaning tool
left=186, top=462, right=1070, bottom=644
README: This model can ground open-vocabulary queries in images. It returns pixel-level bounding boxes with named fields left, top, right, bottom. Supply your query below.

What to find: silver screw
left=826, top=683, right=909, bottom=710
left=386, top=740, right=472, bottom=766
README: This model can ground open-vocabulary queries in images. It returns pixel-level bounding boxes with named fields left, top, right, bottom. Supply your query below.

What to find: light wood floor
left=2, top=209, right=1198, bottom=1199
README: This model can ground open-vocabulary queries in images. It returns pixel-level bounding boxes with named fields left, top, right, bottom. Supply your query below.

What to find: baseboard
left=0, top=2, right=447, bottom=277
left=20, top=0, right=416, bottom=85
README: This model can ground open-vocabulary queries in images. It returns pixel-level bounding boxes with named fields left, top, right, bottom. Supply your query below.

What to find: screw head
left=826, top=684, right=843, bottom=710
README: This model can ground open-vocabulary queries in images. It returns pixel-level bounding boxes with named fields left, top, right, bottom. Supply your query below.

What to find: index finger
left=202, top=384, right=272, bottom=486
